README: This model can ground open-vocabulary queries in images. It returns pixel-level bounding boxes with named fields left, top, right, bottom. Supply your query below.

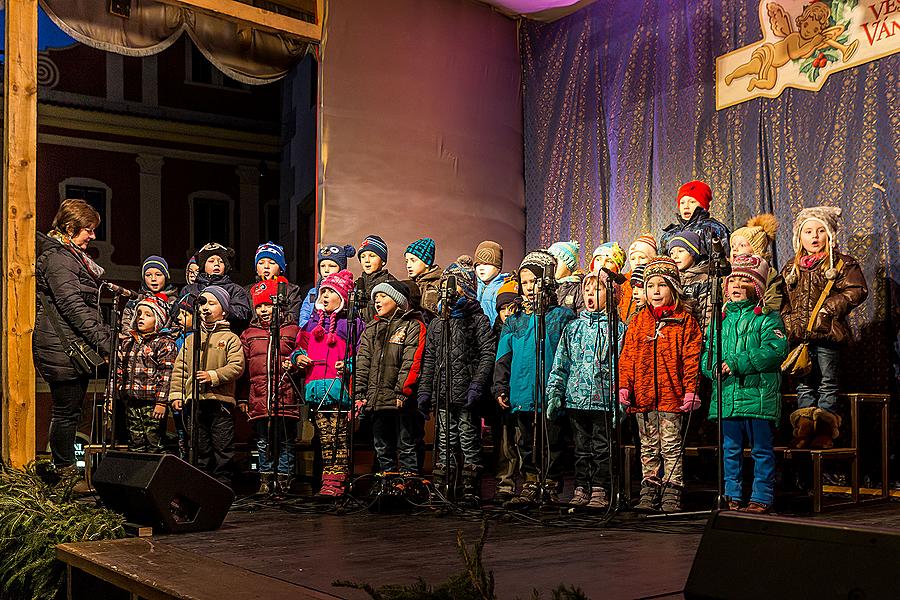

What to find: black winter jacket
left=34, top=232, right=112, bottom=382
left=354, top=308, right=426, bottom=412
left=418, top=301, right=495, bottom=409
left=180, top=272, right=253, bottom=331
left=359, top=269, right=398, bottom=323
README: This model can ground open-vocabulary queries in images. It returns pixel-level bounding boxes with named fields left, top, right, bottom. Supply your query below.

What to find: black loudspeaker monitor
left=685, top=511, right=900, bottom=599
left=92, top=451, right=234, bottom=534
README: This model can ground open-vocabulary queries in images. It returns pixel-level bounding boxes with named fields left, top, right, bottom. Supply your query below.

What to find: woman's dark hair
left=51, top=199, right=100, bottom=237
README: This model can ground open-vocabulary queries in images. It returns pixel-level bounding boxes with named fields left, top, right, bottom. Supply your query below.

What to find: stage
left=59, top=494, right=900, bottom=600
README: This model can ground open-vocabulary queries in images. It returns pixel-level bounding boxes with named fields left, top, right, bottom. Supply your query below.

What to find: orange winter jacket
left=619, top=305, right=702, bottom=413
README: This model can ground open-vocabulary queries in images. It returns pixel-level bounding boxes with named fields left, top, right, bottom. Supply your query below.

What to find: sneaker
left=588, top=487, right=609, bottom=510
left=570, top=486, right=590, bottom=507
left=740, top=501, right=771, bottom=514
left=725, top=498, right=741, bottom=511
left=493, top=489, right=515, bottom=504
left=505, top=481, right=539, bottom=508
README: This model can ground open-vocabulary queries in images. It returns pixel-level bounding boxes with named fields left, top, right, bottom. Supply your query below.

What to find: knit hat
left=590, top=242, right=626, bottom=273
left=312, top=269, right=354, bottom=345
left=495, top=278, right=520, bottom=311
left=677, top=180, right=712, bottom=211
left=196, top=243, right=235, bottom=273
left=788, top=206, right=842, bottom=282
left=582, top=271, right=617, bottom=305
left=371, top=280, right=410, bottom=312
left=667, top=230, right=704, bottom=260
left=727, top=254, right=770, bottom=307
left=255, top=241, right=287, bottom=274
left=185, top=256, right=198, bottom=284
left=201, top=285, right=231, bottom=316
left=405, top=238, right=436, bottom=267
left=134, top=294, right=169, bottom=331
left=643, top=256, right=682, bottom=295
left=443, top=261, right=477, bottom=301
left=318, top=243, right=357, bottom=271
left=628, top=234, right=658, bottom=261
left=519, top=250, right=557, bottom=280
left=731, top=214, right=778, bottom=259
left=630, top=264, right=647, bottom=288
left=358, top=235, right=389, bottom=264
left=142, top=255, right=170, bottom=280
left=548, top=241, right=581, bottom=273
left=250, top=277, right=287, bottom=307
left=474, top=241, right=503, bottom=270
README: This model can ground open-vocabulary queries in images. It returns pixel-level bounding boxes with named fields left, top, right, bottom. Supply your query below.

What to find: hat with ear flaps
left=785, top=206, right=842, bottom=284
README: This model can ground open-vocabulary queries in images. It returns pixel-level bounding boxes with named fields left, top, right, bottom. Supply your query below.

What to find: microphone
left=710, top=237, right=732, bottom=276
left=600, top=267, right=627, bottom=285
left=195, top=294, right=208, bottom=306
left=103, top=281, right=137, bottom=298
left=276, top=280, right=287, bottom=305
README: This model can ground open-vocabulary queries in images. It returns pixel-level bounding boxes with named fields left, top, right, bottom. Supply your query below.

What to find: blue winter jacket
left=492, top=305, right=575, bottom=413
left=298, top=286, right=317, bottom=328
left=477, top=272, right=509, bottom=326
left=546, top=309, right=626, bottom=418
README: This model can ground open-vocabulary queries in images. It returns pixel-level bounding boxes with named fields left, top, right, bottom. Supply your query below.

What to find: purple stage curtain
left=522, top=1, right=899, bottom=391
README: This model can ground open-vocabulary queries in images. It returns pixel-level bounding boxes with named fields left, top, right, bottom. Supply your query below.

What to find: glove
left=465, top=383, right=483, bottom=409
left=417, top=393, right=432, bottom=421
left=618, top=388, right=631, bottom=408
left=547, top=398, right=561, bottom=421
left=680, top=392, right=701, bottom=412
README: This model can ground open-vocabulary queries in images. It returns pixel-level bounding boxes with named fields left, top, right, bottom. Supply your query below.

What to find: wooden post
left=2, top=0, right=39, bottom=467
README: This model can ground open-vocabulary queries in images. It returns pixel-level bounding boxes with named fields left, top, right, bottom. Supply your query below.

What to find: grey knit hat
left=371, top=280, right=410, bottom=311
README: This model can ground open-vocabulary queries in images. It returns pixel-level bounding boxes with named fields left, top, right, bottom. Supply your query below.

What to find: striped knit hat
left=142, top=255, right=170, bottom=280
left=519, top=250, right=557, bottom=280
left=628, top=234, right=658, bottom=262
left=643, top=257, right=682, bottom=296
left=255, top=241, right=287, bottom=274
left=444, top=261, right=477, bottom=301
left=727, top=254, right=770, bottom=312
left=358, top=235, right=389, bottom=264
left=548, top=241, right=581, bottom=273
left=630, top=264, right=647, bottom=288
left=667, top=230, right=703, bottom=260
left=405, top=238, right=436, bottom=267
left=474, top=241, right=503, bottom=270
left=133, top=293, right=169, bottom=332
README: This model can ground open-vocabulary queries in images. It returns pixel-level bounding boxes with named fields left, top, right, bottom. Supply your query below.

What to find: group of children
left=111, top=180, right=868, bottom=513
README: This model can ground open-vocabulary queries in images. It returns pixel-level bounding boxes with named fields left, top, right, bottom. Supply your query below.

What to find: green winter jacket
left=702, top=300, right=788, bottom=422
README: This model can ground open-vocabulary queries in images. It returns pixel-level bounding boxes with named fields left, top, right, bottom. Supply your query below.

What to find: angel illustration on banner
left=724, top=1, right=859, bottom=91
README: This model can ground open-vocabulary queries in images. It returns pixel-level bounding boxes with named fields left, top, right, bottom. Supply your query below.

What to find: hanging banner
left=716, top=0, right=900, bottom=110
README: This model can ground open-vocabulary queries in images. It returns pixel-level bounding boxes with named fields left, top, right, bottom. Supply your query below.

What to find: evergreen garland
left=0, top=461, right=126, bottom=600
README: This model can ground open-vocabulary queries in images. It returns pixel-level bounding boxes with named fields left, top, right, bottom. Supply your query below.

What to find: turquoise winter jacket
left=703, top=300, right=788, bottom=422
left=546, top=309, right=626, bottom=418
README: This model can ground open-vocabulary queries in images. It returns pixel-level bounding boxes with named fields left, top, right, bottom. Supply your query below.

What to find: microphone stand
left=531, top=278, right=549, bottom=505
left=190, top=297, right=204, bottom=468
left=344, top=279, right=366, bottom=482
left=267, top=284, right=284, bottom=494
left=437, top=281, right=456, bottom=501
left=101, top=290, right=127, bottom=455
left=603, top=278, right=626, bottom=513
left=707, top=244, right=729, bottom=511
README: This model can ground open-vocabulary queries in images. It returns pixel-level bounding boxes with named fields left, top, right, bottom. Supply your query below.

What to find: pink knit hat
left=313, top=269, right=354, bottom=345
left=727, top=254, right=769, bottom=312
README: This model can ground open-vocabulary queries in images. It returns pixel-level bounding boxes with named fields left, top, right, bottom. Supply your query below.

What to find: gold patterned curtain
left=523, top=0, right=900, bottom=392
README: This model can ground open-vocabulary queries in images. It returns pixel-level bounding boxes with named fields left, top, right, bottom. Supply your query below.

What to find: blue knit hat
left=255, top=241, right=287, bottom=274
left=358, top=235, right=389, bottom=264
left=443, top=261, right=477, bottom=301
left=318, top=243, right=356, bottom=271
left=201, top=285, right=231, bottom=316
left=667, top=230, right=703, bottom=260
left=142, top=255, right=170, bottom=280
left=547, top=241, right=580, bottom=273
left=405, top=237, right=436, bottom=267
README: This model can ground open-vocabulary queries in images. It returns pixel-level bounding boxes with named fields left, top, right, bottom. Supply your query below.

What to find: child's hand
left=294, top=355, right=313, bottom=369
left=395, top=397, right=405, bottom=409
left=680, top=392, right=701, bottom=412
left=238, top=402, right=250, bottom=414
left=721, top=362, right=731, bottom=376
left=171, top=399, right=183, bottom=411
left=354, top=399, right=367, bottom=414
left=282, top=359, right=293, bottom=371
left=335, top=360, right=345, bottom=377
left=618, top=389, right=631, bottom=407
left=196, top=370, right=213, bottom=384
left=152, top=404, right=167, bottom=419
left=497, top=394, right=510, bottom=409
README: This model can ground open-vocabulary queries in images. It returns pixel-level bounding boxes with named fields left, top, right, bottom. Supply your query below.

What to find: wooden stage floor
left=152, top=498, right=900, bottom=599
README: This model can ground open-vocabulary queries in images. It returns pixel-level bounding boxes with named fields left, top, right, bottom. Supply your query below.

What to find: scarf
left=49, top=229, right=104, bottom=281
left=799, top=251, right=827, bottom=269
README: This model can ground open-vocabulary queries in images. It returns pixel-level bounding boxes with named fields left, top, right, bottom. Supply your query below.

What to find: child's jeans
left=195, top=400, right=235, bottom=488
left=569, top=409, right=610, bottom=490
left=722, top=418, right=775, bottom=506
left=314, top=411, right=350, bottom=474
left=796, top=343, right=840, bottom=413
left=635, top=411, right=684, bottom=487
left=435, top=406, right=482, bottom=469
left=253, top=417, right=298, bottom=475
left=371, top=411, right=418, bottom=473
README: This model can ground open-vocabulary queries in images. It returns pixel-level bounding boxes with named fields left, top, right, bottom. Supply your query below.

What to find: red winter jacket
left=239, top=320, right=301, bottom=420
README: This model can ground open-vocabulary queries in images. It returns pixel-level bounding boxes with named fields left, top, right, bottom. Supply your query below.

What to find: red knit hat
left=250, top=277, right=287, bottom=307
left=677, top=180, right=712, bottom=211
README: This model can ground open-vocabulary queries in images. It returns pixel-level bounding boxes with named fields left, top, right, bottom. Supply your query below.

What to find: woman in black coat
left=34, top=199, right=112, bottom=470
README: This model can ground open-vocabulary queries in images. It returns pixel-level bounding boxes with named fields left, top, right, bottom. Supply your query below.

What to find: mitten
left=417, top=393, right=432, bottom=420
left=618, top=388, right=631, bottom=408
left=465, top=383, right=483, bottom=409
left=680, top=392, right=701, bottom=412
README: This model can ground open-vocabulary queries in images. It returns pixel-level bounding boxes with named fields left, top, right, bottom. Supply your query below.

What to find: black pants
left=195, top=400, right=235, bottom=488
left=516, top=412, right=564, bottom=483
left=48, top=377, right=89, bottom=467
left=569, top=409, right=611, bottom=490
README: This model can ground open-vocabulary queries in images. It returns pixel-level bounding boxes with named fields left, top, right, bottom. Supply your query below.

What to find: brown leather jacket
left=780, top=251, right=867, bottom=345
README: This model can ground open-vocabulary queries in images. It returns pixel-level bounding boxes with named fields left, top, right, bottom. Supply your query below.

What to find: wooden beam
left=159, top=0, right=322, bottom=41
left=2, top=0, right=38, bottom=467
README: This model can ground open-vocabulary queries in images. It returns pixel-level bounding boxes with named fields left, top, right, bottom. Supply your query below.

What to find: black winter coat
left=359, top=269, right=398, bottom=323
left=419, top=301, right=496, bottom=408
left=34, top=232, right=112, bottom=382
left=180, top=272, right=253, bottom=331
